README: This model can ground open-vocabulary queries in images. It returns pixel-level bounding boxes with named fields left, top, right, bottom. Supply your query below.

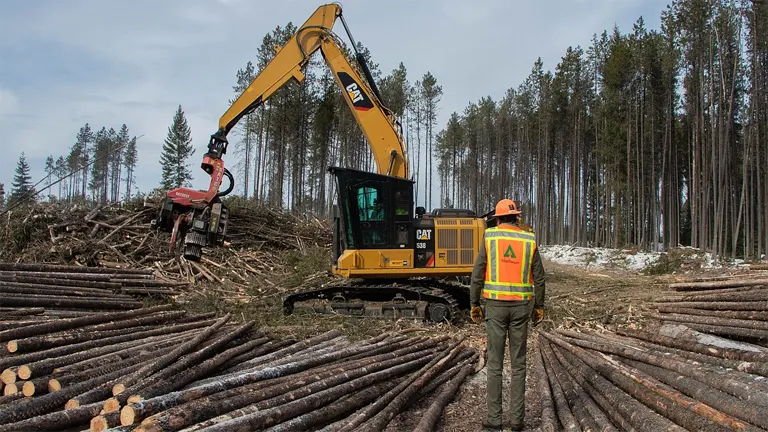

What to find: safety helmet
left=494, top=199, right=521, bottom=217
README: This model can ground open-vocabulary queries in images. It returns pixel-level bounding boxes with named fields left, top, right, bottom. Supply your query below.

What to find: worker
left=469, top=199, right=546, bottom=432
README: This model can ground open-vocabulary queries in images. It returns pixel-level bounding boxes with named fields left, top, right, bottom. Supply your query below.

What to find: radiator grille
left=448, top=250, right=458, bottom=265
left=460, top=220, right=473, bottom=225
left=460, top=229, right=473, bottom=248
left=437, top=229, right=457, bottom=249
left=436, top=219, right=457, bottom=225
left=461, top=250, right=474, bottom=265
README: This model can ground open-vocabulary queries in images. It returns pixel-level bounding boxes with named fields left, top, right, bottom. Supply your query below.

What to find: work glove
left=470, top=306, right=483, bottom=323
left=531, top=308, right=545, bottom=327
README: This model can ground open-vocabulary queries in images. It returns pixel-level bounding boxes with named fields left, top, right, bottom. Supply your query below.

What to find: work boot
left=508, top=422, right=524, bottom=432
left=482, top=420, right=502, bottom=431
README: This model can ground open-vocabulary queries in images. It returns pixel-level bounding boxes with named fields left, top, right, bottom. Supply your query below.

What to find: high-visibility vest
left=482, top=225, right=536, bottom=301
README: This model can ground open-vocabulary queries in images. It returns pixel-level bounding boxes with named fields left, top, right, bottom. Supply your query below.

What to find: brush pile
left=0, top=199, right=332, bottom=289
left=0, top=304, right=478, bottom=432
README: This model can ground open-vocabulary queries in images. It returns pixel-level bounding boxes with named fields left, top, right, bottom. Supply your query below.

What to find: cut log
left=124, top=336, right=438, bottom=427
left=0, top=401, right=104, bottom=432
left=541, top=333, right=686, bottom=432
left=262, top=381, right=400, bottom=432
left=52, top=329, right=197, bottom=376
left=539, top=342, right=582, bottom=432
left=90, top=411, right=122, bottom=432
left=623, top=358, right=768, bottom=429
left=132, top=347, right=435, bottom=431
left=532, top=343, right=558, bottom=432
left=656, top=307, right=768, bottom=321
left=127, top=333, right=267, bottom=403
left=652, top=300, right=768, bottom=310
left=0, top=262, right=153, bottom=275
left=105, top=314, right=233, bottom=411
left=176, top=356, right=432, bottom=432
left=541, top=340, right=616, bottom=432
left=0, top=292, right=142, bottom=310
left=616, top=328, right=768, bottom=362
left=12, top=321, right=213, bottom=379
left=0, top=304, right=173, bottom=342
left=670, top=279, right=768, bottom=291
left=339, top=338, right=465, bottom=432
left=547, top=332, right=768, bottom=408
left=412, top=364, right=474, bottom=432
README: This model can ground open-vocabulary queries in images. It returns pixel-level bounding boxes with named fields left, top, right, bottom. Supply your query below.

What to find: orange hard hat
left=494, top=199, right=521, bottom=217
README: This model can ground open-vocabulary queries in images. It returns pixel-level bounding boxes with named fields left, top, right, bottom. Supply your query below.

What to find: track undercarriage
left=282, top=279, right=471, bottom=324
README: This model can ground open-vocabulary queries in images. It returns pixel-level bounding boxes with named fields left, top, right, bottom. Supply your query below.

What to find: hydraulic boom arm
left=215, top=3, right=409, bottom=179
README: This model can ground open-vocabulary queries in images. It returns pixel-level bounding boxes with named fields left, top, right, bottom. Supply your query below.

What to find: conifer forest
left=8, top=0, right=768, bottom=260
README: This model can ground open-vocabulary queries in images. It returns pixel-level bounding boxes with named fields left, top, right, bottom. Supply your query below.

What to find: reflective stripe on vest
left=483, top=225, right=536, bottom=301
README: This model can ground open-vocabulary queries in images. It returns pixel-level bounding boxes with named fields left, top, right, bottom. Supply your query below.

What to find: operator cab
left=329, top=166, right=414, bottom=261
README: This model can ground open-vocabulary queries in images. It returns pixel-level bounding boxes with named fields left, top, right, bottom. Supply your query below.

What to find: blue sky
left=0, top=0, right=671, bottom=202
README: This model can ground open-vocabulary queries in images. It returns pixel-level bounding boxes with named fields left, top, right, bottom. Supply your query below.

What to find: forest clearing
left=1, top=0, right=768, bottom=431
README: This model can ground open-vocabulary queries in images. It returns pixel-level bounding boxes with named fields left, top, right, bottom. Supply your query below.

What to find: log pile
left=651, top=277, right=768, bottom=344
left=0, top=304, right=477, bottom=432
left=0, top=199, right=332, bottom=290
left=0, top=262, right=185, bottom=316
left=535, top=326, right=768, bottom=431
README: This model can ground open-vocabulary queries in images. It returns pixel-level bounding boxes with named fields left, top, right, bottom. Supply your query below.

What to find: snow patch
left=538, top=244, right=749, bottom=273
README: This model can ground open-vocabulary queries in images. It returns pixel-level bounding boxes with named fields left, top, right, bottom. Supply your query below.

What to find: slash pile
left=0, top=199, right=332, bottom=293
left=0, top=304, right=478, bottom=432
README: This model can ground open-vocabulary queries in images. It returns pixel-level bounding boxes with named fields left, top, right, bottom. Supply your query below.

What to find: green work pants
left=485, top=302, right=529, bottom=426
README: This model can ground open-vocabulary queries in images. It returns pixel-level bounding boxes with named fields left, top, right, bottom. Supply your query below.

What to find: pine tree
left=0, top=183, right=5, bottom=210
left=123, top=136, right=138, bottom=200
left=44, top=155, right=54, bottom=199
left=160, top=105, right=195, bottom=190
left=54, top=156, right=66, bottom=200
left=10, top=152, right=35, bottom=205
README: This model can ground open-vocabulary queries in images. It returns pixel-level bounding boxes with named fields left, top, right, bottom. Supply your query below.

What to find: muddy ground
left=180, top=252, right=752, bottom=432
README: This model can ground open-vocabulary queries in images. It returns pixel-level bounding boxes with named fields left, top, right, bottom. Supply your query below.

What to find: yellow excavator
left=152, top=3, right=488, bottom=323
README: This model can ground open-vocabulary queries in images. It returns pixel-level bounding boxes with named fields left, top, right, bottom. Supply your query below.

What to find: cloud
left=0, top=0, right=671, bottom=197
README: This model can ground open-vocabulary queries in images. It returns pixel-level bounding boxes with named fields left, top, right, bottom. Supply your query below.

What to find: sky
left=0, top=0, right=672, bottom=202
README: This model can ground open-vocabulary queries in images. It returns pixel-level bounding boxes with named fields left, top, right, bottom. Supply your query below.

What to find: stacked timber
left=0, top=262, right=185, bottom=316
left=0, top=305, right=478, bottom=432
left=535, top=327, right=768, bottom=431
left=652, top=277, right=768, bottom=344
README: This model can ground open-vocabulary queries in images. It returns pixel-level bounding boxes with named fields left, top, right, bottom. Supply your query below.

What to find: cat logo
left=345, top=83, right=363, bottom=103
left=416, top=229, right=432, bottom=241
left=337, top=72, right=374, bottom=111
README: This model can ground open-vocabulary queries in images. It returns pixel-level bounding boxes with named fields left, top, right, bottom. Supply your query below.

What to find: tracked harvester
left=152, top=3, right=487, bottom=323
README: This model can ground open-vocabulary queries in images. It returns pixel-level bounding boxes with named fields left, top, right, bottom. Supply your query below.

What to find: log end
left=120, top=406, right=136, bottom=426
left=3, top=383, right=18, bottom=395
left=112, top=383, right=125, bottom=396
left=0, top=368, right=16, bottom=384
left=90, top=415, right=109, bottom=432
left=103, top=397, right=120, bottom=413
left=65, top=399, right=80, bottom=409
left=48, top=379, right=61, bottom=392
left=17, top=365, right=31, bottom=380
left=127, top=394, right=142, bottom=404
left=22, top=380, right=35, bottom=397
left=6, top=340, right=17, bottom=353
